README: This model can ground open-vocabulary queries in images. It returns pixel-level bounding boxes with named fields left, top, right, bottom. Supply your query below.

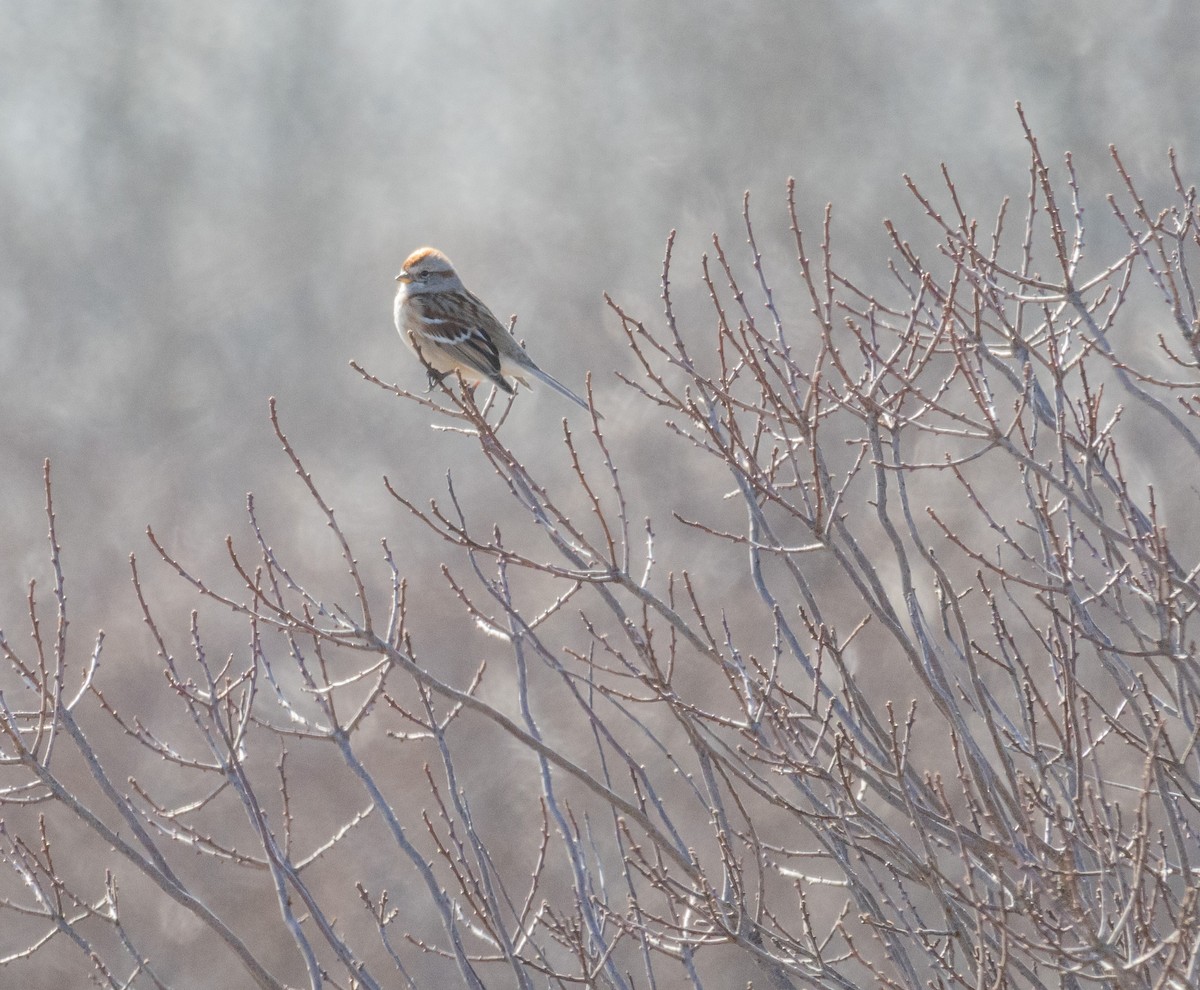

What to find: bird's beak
left=395, top=272, right=411, bottom=284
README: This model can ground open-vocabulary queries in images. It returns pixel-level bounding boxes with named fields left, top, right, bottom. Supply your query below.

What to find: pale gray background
left=3, top=3, right=1195, bottom=617
left=0, top=3, right=1197, bottom=984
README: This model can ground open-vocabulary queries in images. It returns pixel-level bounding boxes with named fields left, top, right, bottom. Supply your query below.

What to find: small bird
left=394, top=247, right=593, bottom=413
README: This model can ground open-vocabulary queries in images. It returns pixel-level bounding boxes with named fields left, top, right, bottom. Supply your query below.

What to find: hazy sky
left=0, top=0, right=1196, bottom=614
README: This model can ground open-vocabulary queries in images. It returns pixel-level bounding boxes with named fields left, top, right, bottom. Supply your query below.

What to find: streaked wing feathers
left=408, top=292, right=506, bottom=386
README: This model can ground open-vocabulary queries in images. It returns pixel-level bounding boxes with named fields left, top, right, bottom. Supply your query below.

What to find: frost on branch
left=3, top=124, right=1200, bottom=988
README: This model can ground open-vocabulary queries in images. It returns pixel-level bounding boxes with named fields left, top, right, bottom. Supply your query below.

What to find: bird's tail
left=526, top=364, right=599, bottom=417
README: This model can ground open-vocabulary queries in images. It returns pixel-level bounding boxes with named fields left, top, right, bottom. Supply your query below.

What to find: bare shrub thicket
left=3, top=121, right=1200, bottom=989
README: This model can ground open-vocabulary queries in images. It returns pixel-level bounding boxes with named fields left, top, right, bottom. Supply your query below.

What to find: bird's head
left=395, top=247, right=462, bottom=294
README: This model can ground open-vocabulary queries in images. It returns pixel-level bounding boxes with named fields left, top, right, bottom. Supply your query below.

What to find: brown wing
left=409, top=292, right=513, bottom=392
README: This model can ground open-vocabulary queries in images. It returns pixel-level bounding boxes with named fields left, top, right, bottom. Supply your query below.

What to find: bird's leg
left=424, top=366, right=451, bottom=391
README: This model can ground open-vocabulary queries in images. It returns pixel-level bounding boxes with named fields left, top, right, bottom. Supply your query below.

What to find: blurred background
left=2, top=0, right=1197, bottom=617
left=1, top=1, right=1198, bottom=984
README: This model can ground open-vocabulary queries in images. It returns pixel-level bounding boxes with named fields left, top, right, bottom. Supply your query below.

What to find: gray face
left=396, top=249, right=462, bottom=295
left=407, top=265, right=454, bottom=291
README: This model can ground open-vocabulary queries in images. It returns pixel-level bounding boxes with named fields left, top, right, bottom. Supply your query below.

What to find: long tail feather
left=526, top=364, right=599, bottom=416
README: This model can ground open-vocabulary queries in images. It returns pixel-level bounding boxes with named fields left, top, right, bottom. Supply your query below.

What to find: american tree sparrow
left=394, top=247, right=594, bottom=413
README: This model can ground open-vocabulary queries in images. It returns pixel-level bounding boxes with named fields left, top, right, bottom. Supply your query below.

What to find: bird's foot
left=424, top=368, right=451, bottom=392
